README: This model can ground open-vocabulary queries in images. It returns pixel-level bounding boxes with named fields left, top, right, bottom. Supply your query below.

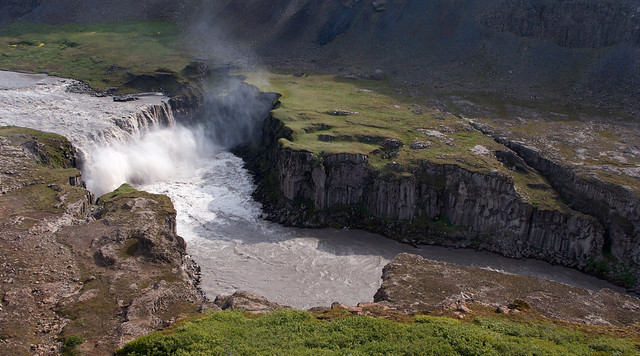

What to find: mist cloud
left=197, top=80, right=278, bottom=149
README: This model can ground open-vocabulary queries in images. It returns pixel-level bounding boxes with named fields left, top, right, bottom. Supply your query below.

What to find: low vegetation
left=0, top=21, right=196, bottom=94
left=97, top=183, right=140, bottom=203
left=118, top=309, right=638, bottom=355
left=62, top=335, right=85, bottom=356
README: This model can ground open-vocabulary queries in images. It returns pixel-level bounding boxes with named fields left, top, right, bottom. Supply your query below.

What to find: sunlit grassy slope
left=118, top=309, right=638, bottom=355
left=244, top=71, right=575, bottom=212
left=0, top=21, right=192, bottom=93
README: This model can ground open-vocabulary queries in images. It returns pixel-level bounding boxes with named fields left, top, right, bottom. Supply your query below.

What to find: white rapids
left=0, top=71, right=625, bottom=309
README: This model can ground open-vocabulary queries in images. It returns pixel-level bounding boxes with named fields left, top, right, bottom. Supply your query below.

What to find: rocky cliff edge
left=0, top=127, right=209, bottom=355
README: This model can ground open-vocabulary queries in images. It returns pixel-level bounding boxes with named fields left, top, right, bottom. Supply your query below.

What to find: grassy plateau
left=0, top=21, right=194, bottom=94
left=243, top=70, right=575, bottom=212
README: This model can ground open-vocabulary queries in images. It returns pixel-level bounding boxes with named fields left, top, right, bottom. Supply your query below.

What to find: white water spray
left=84, top=125, right=207, bottom=197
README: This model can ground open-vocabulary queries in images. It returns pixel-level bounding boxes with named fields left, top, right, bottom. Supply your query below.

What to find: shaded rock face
left=463, top=119, right=640, bottom=289
left=187, top=0, right=639, bottom=103
left=516, top=144, right=639, bottom=245
left=374, top=253, right=640, bottom=326
left=479, top=0, right=640, bottom=48
left=3, top=0, right=195, bottom=25
left=4, top=0, right=640, bottom=110
left=0, top=0, right=42, bottom=26
left=195, top=80, right=280, bottom=149
left=261, top=126, right=603, bottom=270
left=277, top=150, right=370, bottom=210
left=501, top=140, right=640, bottom=281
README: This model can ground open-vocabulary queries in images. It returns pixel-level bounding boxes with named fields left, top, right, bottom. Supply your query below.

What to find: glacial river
left=0, top=71, right=625, bottom=309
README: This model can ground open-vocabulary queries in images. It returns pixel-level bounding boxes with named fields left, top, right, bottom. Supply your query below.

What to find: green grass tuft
left=62, top=335, right=85, bottom=355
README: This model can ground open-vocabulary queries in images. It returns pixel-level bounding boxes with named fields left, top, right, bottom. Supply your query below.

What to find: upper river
left=0, top=70, right=625, bottom=309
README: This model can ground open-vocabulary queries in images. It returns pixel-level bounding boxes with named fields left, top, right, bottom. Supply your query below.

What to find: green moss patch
left=97, top=183, right=139, bottom=203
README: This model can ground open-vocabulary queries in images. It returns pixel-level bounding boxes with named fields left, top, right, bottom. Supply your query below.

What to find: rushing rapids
left=0, top=71, right=625, bottom=309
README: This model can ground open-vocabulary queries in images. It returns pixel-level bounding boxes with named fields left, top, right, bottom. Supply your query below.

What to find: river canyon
left=0, top=70, right=626, bottom=310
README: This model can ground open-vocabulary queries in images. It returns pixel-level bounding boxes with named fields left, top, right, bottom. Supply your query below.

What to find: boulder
left=214, top=291, right=285, bottom=312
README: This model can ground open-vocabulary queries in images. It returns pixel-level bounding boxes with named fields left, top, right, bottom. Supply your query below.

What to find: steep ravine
left=250, top=110, right=640, bottom=292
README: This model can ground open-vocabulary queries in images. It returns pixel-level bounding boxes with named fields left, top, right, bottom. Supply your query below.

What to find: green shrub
left=63, top=335, right=85, bottom=354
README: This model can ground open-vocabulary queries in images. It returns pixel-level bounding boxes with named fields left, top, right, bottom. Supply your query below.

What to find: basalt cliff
left=246, top=84, right=639, bottom=293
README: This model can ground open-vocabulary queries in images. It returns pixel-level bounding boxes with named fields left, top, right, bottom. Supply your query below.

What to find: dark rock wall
left=479, top=0, right=640, bottom=48
left=258, top=115, right=604, bottom=270
left=466, top=122, right=640, bottom=280
left=505, top=141, right=640, bottom=268
left=7, top=0, right=640, bottom=51
left=189, top=0, right=639, bottom=110
left=5, top=0, right=194, bottom=25
left=4, top=0, right=639, bottom=109
left=0, top=0, right=42, bottom=26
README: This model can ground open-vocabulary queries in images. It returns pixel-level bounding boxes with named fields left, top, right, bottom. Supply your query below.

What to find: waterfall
left=0, top=70, right=626, bottom=310
left=0, top=71, right=197, bottom=197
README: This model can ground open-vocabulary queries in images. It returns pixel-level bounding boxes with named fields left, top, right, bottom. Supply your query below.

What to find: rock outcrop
left=374, top=253, right=640, bottom=326
left=0, top=128, right=207, bottom=355
left=214, top=291, right=285, bottom=313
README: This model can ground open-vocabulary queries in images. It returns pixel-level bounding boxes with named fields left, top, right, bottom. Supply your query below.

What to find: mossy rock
left=97, top=183, right=139, bottom=204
